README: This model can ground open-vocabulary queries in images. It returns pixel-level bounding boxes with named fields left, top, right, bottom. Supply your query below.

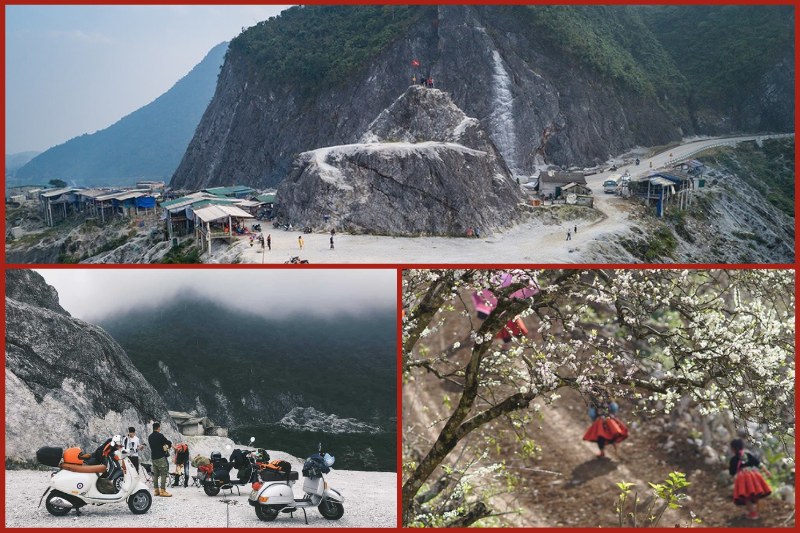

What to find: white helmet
left=111, top=434, right=123, bottom=446
left=323, top=453, right=335, bottom=467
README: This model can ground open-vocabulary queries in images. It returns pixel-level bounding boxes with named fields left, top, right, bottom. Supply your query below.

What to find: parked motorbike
left=37, top=447, right=151, bottom=516
left=303, top=226, right=312, bottom=234
left=249, top=444, right=344, bottom=523
left=200, top=437, right=258, bottom=496
left=285, top=256, right=310, bottom=264
left=252, top=223, right=262, bottom=232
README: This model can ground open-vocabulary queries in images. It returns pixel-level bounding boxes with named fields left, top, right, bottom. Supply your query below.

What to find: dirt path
left=404, top=318, right=795, bottom=527
left=227, top=133, right=790, bottom=264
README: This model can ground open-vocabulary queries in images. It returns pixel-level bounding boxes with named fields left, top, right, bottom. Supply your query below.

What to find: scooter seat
left=60, top=463, right=107, bottom=474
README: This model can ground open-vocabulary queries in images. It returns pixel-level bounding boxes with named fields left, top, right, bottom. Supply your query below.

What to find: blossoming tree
left=402, top=269, right=794, bottom=527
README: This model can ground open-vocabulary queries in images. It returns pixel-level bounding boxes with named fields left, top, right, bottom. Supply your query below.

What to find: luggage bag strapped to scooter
left=259, top=459, right=298, bottom=482
left=302, top=454, right=330, bottom=479
left=36, top=446, right=64, bottom=467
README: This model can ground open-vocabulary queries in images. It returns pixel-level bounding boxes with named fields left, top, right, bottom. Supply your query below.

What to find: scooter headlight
left=258, top=496, right=270, bottom=503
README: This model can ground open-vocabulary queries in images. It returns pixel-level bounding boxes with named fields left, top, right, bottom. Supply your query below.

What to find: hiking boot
left=160, top=489, right=173, bottom=497
left=154, top=488, right=161, bottom=497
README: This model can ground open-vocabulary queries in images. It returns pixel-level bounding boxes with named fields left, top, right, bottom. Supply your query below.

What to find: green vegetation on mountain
left=698, top=138, right=795, bottom=217
left=638, top=5, right=794, bottom=114
left=520, top=5, right=688, bottom=103
left=98, top=295, right=397, bottom=428
left=230, top=5, right=432, bottom=97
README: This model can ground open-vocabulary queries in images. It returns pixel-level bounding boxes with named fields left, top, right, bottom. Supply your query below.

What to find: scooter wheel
left=318, top=500, right=344, bottom=520
left=45, top=492, right=72, bottom=516
left=128, top=490, right=152, bottom=514
left=203, top=484, right=221, bottom=497
left=255, top=505, right=279, bottom=521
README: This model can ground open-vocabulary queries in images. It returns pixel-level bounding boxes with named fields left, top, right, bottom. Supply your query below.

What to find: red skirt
left=733, top=468, right=771, bottom=505
left=583, top=417, right=628, bottom=444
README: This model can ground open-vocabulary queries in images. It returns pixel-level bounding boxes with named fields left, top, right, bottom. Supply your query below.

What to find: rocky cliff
left=277, top=86, right=520, bottom=235
left=171, top=5, right=793, bottom=191
left=5, top=270, right=177, bottom=463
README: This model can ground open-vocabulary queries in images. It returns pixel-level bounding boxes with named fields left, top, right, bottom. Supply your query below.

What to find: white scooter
left=248, top=447, right=344, bottom=523
left=38, top=449, right=152, bottom=516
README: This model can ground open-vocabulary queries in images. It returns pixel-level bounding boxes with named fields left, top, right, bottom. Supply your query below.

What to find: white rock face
left=278, top=85, right=521, bottom=236
left=278, top=407, right=381, bottom=434
left=5, top=271, right=177, bottom=464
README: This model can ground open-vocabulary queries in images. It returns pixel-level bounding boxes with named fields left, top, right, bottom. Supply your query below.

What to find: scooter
left=38, top=449, right=151, bottom=516
left=201, top=438, right=258, bottom=496
left=249, top=445, right=344, bottom=523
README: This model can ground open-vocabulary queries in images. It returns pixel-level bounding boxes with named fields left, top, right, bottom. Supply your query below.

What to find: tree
left=48, top=179, right=67, bottom=188
left=402, top=269, right=794, bottom=527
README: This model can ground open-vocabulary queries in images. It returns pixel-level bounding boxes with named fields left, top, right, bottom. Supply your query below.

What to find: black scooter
left=200, top=438, right=258, bottom=496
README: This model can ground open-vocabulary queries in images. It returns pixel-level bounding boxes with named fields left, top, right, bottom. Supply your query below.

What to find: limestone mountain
left=96, top=293, right=396, bottom=431
left=15, top=42, right=228, bottom=187
left=5, top=270, right=176, bottom=464
left=171, top=5, right=793, bottom=190
left=277, top=85, right=521, bottom=236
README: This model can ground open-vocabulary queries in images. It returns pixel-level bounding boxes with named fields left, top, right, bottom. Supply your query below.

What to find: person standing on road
left=148, top=422, right=173, bottom=497
left=330, top=235, right=334, bottom=249
left=566, top=229, right=572, bottom=241
left=298, top=235, right=304, bottom=249
left=574, top=225, right=577, bottom=235
left=123, top=427, right=145, bottom=473
left=267, top=234, right=271, bottom=251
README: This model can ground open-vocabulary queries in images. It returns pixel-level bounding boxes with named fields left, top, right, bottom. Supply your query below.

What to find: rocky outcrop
left=277, top=86, right=521, bottom=236
left=5, top=271, right=177, bottom=463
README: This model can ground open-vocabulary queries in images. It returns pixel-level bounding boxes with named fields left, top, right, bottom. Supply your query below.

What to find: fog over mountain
left=36, top=269, right=396, bottom=322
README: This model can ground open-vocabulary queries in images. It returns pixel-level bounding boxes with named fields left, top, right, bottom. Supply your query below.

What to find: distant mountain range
left=5, top=151, right=41, bottom=177
left=96, top=292, right=397, bottom=431
left=12, top=42, right=228, bottom=188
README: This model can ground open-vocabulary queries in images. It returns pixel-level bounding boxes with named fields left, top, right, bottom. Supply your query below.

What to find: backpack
left=262, top=459, right=292, bottom=473
left=229, top=449, right=248, bottom=469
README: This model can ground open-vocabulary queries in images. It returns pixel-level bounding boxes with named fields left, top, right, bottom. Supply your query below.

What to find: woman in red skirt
left=582, top=399, right=628, bottom=457
left=729, top=438, right=771, bottom=520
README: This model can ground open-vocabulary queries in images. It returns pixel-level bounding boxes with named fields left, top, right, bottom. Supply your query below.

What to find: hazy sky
left=36, top=269, right=396, bottom=322
left=6, top=5, right=290, bottom=154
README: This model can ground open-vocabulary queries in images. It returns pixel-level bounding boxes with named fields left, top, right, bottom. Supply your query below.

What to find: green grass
left=160, top=240, right=202, bottom=264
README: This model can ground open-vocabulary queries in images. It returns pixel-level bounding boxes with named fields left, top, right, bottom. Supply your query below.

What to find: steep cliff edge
left=5, top=271, right=176, bottom=463
left=171, top=5, right=792, bottom=191
left=277, top=86, right=521, bottom=236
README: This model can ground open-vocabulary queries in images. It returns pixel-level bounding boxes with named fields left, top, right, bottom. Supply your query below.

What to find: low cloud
left=36, top=269, right=396, bottom=322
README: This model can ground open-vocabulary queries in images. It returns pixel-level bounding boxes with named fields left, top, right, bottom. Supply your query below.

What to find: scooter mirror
left=250, top=437, right=255, bottom=443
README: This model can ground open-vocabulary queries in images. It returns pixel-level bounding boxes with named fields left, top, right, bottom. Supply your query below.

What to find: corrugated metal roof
left=40, top=187, right=75, bottom=198
left=194, top=204, right=254, bottom=223
left=112, top=191, right=148, bottom=202
left=255, top=193, right=276, bottom=203
left=204, top=185, right=256, bottom=196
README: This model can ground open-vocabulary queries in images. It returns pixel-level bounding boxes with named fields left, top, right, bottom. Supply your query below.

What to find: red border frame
left=2, top=1, right=798, bottom=530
